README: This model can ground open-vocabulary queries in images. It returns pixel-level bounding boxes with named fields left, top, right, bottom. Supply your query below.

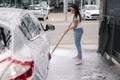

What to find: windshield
left=85, top=6, right=98, bottom=10
left=29, top=6, right=41, bottom=10
left=0, top=27, right=11, bottom=53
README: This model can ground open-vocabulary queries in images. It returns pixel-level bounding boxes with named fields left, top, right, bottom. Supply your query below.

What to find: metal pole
left=64, top=0, right=68, bottom=21
left=48, top=0, right=50, bottom=5
left=73, top=0, right=75, bottom=3
left=88, top=0, right=91, bottom=4
left=31, top=0, right=33, bottom=5
left=15, top=0, right=17, bottom=6
left=81, top=0, right=83, bottom=10
left=56, top=0, right=59, bottom=7
left=10, top=0, right=11, bottom=6
left=3, top=0, right=5, bottom=6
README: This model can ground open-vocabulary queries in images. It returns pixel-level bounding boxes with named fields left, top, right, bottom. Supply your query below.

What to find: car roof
left=0, top=8, right=26, bottom=30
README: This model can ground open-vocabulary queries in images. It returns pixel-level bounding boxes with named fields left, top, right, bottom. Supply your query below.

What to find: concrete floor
left=44, top=13, right=120, bottom=80
left=47, top=45, right=120, bottom=80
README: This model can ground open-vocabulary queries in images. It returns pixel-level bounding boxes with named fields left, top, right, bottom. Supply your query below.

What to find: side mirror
left=45, top=24, right=55, bottom=31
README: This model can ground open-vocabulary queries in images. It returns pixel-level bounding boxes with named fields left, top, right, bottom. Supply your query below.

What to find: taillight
left=48, top=53, right=51, bottom=60
left=0, top=57, right=34, bottom=80
left=10, top=61, right=34, bottom=80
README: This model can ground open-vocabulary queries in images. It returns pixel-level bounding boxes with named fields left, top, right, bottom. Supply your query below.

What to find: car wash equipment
left=51, top=23, right=72, bottom=54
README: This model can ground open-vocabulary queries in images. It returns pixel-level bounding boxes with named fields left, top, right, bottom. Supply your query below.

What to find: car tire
left=38, top=18, right=41, bottom=21
left=46, top=16, right=48, bottom=19
left=83, top=15, right=86, bottom=20
left=43, top=18, right=44, bottom=21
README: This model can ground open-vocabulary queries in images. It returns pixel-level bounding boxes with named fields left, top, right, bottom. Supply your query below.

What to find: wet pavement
left=47, top=45, right=120, bottom=80
left=44, top=19, right=120, bottom=80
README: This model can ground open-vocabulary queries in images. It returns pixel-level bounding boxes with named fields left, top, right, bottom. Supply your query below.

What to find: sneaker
left=75, top=59, right=83, bottom=65
left=73, top=56, right=79, bottom=59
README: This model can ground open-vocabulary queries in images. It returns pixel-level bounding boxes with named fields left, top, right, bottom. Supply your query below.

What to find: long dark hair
left=71, top=4, right=82, bottom=22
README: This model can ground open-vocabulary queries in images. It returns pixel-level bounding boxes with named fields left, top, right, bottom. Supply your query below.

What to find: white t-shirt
left=73, top=16, right=82, bottom=29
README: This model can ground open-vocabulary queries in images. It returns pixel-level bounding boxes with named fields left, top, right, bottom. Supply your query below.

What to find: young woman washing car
left=65, top=4, right=84, bottom=65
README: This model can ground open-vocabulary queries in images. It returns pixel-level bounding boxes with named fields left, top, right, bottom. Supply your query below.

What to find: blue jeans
left=73, top=28, right=83, bottom=59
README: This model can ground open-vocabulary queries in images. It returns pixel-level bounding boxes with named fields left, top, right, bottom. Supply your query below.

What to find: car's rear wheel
left=46, top=16, right=48, bottom=19
left=83, top=15, right=86, bottom=20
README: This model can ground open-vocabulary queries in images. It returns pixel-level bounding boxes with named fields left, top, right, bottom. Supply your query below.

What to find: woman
left=65, top=4, right=84, bottom=65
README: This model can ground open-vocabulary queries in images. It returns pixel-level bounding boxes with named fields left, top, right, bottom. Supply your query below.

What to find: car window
left=20, top=22, right=32, bottom=39
left=0, top=27, right=11, bottom=53
left=29, top=6, right=41, bottom=10
left=4, top=29, right=11, bottom=48
left=20, top=14, right=41, bottom=40
left=85, top=6, right=98, bottom=10
left=30, top=15, right=43, bottom=30
left=24, top=16, right=37, bottom=34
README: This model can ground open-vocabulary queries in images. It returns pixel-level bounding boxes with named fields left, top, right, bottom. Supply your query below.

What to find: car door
left=19, top=14, right=49, bottom=80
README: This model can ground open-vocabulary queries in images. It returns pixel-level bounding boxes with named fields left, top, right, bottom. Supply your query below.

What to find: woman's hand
left=65, top=28, right=70, bottom=33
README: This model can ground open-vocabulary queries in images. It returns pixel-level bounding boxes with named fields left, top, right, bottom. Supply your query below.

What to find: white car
left=0, top=8, right=55, bottom=80
left=82, top=5, right=99, bottom=20
left=28, top=5, right=49, bottom=21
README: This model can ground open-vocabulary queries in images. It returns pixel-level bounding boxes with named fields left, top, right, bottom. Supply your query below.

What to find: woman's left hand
left=65, top=28, right=70, bottom=33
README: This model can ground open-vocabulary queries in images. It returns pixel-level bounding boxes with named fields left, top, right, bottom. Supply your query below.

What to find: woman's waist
left=75, top=26, right=83, bottom=29
left=74, top=27, right=83, bottom=30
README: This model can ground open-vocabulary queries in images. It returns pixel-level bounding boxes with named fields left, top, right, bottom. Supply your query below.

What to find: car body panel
left=0, top=8, right=51, bottom=80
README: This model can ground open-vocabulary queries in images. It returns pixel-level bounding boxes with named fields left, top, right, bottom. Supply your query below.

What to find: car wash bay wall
left=98, top=0, right=120, bottom=62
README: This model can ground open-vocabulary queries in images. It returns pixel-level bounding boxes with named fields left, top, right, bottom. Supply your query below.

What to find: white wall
left=96, top=0, right=100, bottom=8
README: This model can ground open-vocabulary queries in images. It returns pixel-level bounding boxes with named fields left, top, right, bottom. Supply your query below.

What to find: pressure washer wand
left=51, top=23, right=72, bottom=54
